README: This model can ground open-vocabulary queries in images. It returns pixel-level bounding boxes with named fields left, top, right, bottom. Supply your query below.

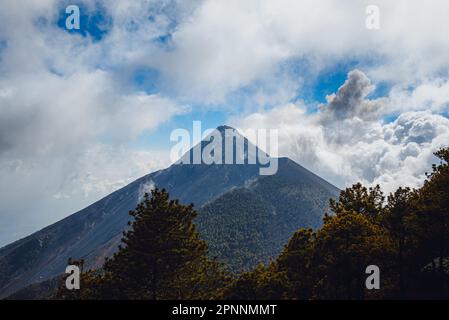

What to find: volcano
left=0, top=126, right=339, bottom=298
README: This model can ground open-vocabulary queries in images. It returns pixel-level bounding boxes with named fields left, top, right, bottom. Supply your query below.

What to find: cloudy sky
left=0, top=0, right=449, bottom=246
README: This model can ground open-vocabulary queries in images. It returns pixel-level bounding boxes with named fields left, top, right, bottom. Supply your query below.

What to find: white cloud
left=388, top=79, right=449, bottom=114
left=151, top=0, right=449, bottom=103
left=137, top=179, right=155, bottom=203
left=0, top=0, right=183, bottom=246
left=0, top=143, right=170, bottom=246
left=232, top=71, right=449, bottom=194
left=0, top=66, right=178, bottom=246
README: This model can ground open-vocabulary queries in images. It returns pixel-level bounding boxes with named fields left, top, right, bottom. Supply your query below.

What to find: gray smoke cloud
left=137, top=180, right=155, bottom=203
left=320, top=69, right=387, bottom=122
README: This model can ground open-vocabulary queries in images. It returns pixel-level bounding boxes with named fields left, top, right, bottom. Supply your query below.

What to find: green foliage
left=311, top=210, right=393, bottom=299
left=276, top=229, right=315, bottom=299
left=411, top=148, right=449, bottom=297
left=222, top=263, right=289, bottom=300
left=196, top=159, right=339, bottom=274
left=228, top=148, right=449, bottom=300
left=57, top=188, right=228, bottom=300
left=329, top=183, right=384, bottom=219
left=197, top=189, right=276, bottom=273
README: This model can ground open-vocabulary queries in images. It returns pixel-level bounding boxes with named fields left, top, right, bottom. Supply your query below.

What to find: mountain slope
left=0, top=163, right=265, bottom=298
left=0, top=126, right=339, bottom=298
left=196, top=157, right=339, bottom=272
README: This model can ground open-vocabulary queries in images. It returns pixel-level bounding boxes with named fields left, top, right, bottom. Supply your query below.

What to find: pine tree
left=276, top=228, right=315, bottom=299
left=382, top=187, right=417, bottom=298
left=313, top=210, right=393, bottom=299
left=329, top=183, right=384, bottom=219
left=222, top=263, right=288, bottom=300
left=58, top=188, right=227, bottom=299
left=412, top=148, right=449, bottom=297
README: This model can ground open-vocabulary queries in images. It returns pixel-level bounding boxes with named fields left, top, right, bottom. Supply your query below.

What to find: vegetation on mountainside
left=57, top=148, right=449, bottom=300
left=57, top=189, right=228, bottom=300
left=225, top=148, right=449, bottom=299
left=196, top=158, right=338, bottom=273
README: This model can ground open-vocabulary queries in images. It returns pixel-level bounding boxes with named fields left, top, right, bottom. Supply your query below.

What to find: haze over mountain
left=0, top=126, right=339, bottom=298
